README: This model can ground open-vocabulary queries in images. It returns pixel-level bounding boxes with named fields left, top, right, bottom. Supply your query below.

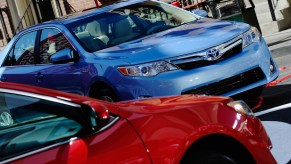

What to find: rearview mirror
left=192, top=9, right=208, bottom=17
left=50, top=48, right=77, bottom=64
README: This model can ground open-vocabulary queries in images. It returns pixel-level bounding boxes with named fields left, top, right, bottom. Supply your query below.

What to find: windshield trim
left=0, top=88, right=80, bottom=108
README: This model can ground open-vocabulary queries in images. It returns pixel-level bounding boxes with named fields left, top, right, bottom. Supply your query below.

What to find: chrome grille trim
left=170, top=35, right=243, bottom=69
left=220, top=39, right=242, bottom=54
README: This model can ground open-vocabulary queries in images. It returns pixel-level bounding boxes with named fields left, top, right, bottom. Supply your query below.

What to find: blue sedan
left=0, top=0, right=278, bottom=102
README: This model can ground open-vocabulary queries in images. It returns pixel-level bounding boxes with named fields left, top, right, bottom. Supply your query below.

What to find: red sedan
left=0, top=82, right=275, bottom=163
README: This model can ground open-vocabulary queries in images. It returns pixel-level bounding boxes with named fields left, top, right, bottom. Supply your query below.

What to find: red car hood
left=115, top=94, right=232, bottom=117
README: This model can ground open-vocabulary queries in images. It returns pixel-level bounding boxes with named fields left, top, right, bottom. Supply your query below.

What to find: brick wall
left=60, top=0, right=96, bottom=14
left=0, top=0, right=13, bottom=49
left=0, top=0, right=98, bottom=51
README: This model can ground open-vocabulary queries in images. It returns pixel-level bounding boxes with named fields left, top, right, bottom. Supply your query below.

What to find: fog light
left=270, top=59, right=276, bottom=74
left=270, top=65, right=274, bottom=73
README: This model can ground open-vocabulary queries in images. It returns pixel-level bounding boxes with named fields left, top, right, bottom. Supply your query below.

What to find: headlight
left=242, top=27, right=261, bottom=48
left=118, top=61, right=178, bottom=77
left=227, top=100, right=254, bottom=116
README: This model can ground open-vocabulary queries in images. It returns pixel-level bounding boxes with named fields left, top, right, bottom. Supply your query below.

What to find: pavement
left=263, top=28, right=291, bottom=83
left=264, top=28, right=291, bottom=51
left=257, top=28, right=291, bottom=164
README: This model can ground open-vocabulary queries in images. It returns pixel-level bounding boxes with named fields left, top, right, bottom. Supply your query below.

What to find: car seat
left=76, top=31, right=106, bottom=51
left=85, top=21, right=109, bottom=45
left=109, top=17, right=139, bottom=46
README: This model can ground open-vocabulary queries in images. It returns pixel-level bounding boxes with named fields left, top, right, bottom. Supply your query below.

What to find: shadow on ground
left=230, top=84, right=291, bottom=113
left=257, top=84, right=291, bottom=112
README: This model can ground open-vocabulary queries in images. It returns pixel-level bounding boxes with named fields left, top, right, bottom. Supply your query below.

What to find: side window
left=3, top=31, right=37, bottom=66
left=0, top=92, right=83, bottom=161
left=39, top=28, right=72, bottom=64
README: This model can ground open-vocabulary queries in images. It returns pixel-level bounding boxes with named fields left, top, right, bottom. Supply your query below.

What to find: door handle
left=35, top=72, right=44, bottom=82
left=35, top=74, right=44, bottom=79
left=0, top=77, right=7, bottom=81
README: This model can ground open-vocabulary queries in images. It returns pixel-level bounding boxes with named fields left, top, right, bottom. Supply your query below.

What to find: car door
left=34, top=28, right=86, bottom=95
left=0, top=89, right=151, bottom=163
left=0, top=31, right=38, bottom=86
left=0, top=90, right=88, bottom=163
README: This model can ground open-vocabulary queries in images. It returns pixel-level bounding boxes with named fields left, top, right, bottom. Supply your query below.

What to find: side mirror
left=192, top=9, right=208, bottom=17
left=50, top=48, right=77, bottom=64
left=81, top=103, right=111, bottom=131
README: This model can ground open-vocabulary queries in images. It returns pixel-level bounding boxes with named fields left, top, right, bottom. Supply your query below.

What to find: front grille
left=171, top=40, right=242, bottom=70
left=182, top=67, right=265, bottom=96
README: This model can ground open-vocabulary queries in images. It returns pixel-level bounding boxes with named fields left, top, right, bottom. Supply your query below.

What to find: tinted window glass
left=3, top=31, right=37, bottom=66
left=67, top=1, right=196, bottom=52
left=2, top=49, right=15, bottom=66
left=39, top=28, right=72, bottom=64
left=0, top=92, right=83, bottom=161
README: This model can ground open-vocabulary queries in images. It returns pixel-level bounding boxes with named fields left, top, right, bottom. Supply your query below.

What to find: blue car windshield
left=67, top=1, right=197, bottom=52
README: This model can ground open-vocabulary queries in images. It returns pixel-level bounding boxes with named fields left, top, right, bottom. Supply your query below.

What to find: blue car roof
left=19, top=0, right=163, bottom=33
left=54, top=0, right=146, bottom=25
left=19, top=0, right=145, bottom=32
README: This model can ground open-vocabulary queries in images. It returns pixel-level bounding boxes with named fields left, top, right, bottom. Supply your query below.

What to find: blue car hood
left=95, top=18, right=250, bottom=64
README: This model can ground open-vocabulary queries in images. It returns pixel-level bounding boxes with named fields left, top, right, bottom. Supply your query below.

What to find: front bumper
left=240, top=116, right=276, bottom=163
left=115, top=38, right=279, bottom=101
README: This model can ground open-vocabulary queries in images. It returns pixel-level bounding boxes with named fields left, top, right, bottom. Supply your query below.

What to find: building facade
left=0, top=0, right=290, bottom=50
left=0, top=0, right=98, bottom=50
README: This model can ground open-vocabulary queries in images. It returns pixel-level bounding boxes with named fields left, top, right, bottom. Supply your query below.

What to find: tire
left=181, top=136, right=255, bottom=164
left=182, top=150, right=240, bottom=164
left=196, top=151, right=238, bottom=164
left=0, top=110, right=14, bottom=127
left=92, top=88, right=119, bottom=102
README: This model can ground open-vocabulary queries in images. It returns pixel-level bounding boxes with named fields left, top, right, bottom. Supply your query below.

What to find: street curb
left=263, top=28, right=291, bottom=46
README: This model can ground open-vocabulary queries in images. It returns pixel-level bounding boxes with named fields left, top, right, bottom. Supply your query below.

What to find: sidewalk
left=264, top=28, right=291, bottom=84
left=263, top=28, right=291, bottom=51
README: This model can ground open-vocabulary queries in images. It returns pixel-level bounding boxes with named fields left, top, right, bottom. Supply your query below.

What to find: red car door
left=9, top=118, right=151, bottom=164
left=0, top=91, right=150, bottom=163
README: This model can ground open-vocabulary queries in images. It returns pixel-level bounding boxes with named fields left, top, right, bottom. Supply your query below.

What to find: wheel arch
left=180, top=134, right=255, bottom=163
left=88, top=80, right=119, bottom=99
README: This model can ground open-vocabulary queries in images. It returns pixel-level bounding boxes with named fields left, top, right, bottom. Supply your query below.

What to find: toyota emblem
left=206, top=48, right=220, bottom=60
